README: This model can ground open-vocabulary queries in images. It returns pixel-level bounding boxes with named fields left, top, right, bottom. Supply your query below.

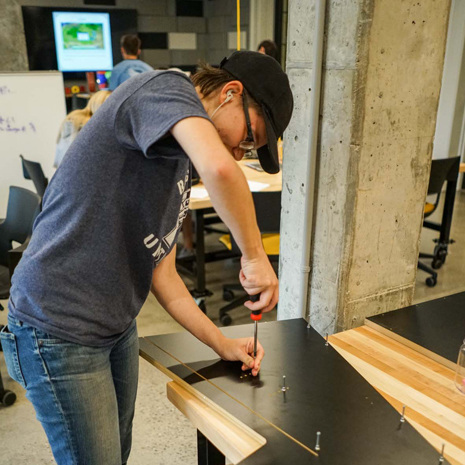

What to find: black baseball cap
left=220, top=51, right=294, bottom=174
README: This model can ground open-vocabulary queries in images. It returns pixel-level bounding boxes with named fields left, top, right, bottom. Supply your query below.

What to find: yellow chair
left=219, top=191, right=281, bottom=326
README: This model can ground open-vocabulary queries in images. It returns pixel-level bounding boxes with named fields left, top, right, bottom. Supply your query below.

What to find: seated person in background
left=257, top=39, right=279, bottom=61
left=54, top=90, right=111, bottom=167
left=109, top=35, right=153, bottom=90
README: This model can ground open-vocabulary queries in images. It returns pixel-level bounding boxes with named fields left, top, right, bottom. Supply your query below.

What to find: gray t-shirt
left=9, top=71, right=209, bottom=347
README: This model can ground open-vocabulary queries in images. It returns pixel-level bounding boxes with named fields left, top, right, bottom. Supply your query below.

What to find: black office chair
left=418, top=156, right=460, bottom=287
left=218, top=191, right=281, bottom=326
left=20, top=154, right=48, bottom=198
left=0, top=186, right=41, bottom=407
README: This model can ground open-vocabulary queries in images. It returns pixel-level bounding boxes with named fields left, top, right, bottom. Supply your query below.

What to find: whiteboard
left=0, top=71, right=66, bottom=217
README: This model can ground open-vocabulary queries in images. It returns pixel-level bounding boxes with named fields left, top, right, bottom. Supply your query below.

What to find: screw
left=325, top=333, right=329, bottom=346
left=315, top=431, right=321, bottom=451
left=439, top=443, right=445, bottom=463
left=400, top=405, right=406, bottom=423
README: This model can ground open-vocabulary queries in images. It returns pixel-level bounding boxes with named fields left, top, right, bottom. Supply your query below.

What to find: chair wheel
left=431, top=259, right=443, bottom=270
left=1, top=390, right=16, bottom=406
left=426, top=276, right=437, bottom=287
left=223, top=290, right=235, bottom=302
left=220, top=314, right=232, bottom=326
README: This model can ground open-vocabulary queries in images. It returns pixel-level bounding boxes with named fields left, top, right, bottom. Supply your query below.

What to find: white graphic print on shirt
left=143, top=170, right=190, bottom=264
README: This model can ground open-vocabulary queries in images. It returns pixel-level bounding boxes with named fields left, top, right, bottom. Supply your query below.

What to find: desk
left=366, top=291, right=465, bottom=370
left=460, top=163, right=465, bottom=173
left=180, top=161, right=282, bottom=311
left=189, top=162, right=282, bottom=211
left=140, top=319, right=450, bottom=464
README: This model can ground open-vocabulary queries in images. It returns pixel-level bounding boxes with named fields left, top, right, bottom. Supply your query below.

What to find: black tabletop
left=367, top=292, right=465, bottom=367
left=140, top=318, right=447, bottom=464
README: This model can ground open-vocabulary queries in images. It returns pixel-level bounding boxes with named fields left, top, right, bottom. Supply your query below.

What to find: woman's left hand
left=217, top=337, right=264, bottom=376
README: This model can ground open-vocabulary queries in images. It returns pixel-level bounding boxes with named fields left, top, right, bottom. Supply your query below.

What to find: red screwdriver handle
left=250, top=294, right=262, bottom=321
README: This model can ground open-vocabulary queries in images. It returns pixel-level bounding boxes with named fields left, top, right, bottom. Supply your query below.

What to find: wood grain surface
left=330, top=325, right=465, bottom=465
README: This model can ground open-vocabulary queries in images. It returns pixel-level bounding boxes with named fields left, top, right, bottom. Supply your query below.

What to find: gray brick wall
left=17, top=0, right=250, bottom=69
left=204, top=0, right=250, bottom=65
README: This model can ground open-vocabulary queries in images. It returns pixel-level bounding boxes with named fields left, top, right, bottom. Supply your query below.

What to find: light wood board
left=329, top=325, right=465, bottom=465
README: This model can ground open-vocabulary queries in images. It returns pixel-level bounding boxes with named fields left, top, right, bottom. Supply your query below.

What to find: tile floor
left=1, top=191, right=464, bottom=464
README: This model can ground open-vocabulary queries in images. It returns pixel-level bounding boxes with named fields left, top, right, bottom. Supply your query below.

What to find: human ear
left=221, top=81, right=244, bottom=101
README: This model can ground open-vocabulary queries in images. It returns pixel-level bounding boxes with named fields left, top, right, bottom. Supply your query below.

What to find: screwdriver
left=250, top=294, right=262, bottom=358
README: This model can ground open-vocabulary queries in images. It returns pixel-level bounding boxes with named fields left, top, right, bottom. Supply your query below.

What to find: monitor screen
left=52, top=11, right=113, bottom=72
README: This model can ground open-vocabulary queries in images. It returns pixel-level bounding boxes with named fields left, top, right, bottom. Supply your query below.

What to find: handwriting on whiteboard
left=0, top=116, right=37, bottom=134
left=0, top=86, right=12, bottom=95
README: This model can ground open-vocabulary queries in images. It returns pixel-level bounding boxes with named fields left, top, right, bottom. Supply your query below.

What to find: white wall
left=249, top=0, right=274, bottom=52
left=433, top=0, right=465, bottom=160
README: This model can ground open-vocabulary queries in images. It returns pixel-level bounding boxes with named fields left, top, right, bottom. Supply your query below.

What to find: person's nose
left=232, top=147, right=245, bottom=161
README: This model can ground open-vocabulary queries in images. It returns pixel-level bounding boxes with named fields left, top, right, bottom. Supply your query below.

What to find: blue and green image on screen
left=61, top=23, right=104, bottom=50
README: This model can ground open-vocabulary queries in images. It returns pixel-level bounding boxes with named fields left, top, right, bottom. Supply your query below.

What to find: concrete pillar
left=0, top=0, right=28, bottom=71
left=279, top=0, right=451, bottom=334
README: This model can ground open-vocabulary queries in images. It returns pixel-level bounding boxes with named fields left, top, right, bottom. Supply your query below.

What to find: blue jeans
left=0, top=315, right=139, bottom=465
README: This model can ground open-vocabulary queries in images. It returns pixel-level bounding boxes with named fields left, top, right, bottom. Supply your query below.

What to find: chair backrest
left=0, top=186, right=41, bottom=266
left=230, top=191, right=281, bottom=254
left=427, top=156, right=460, bottom=195
left=20, top=155, right=49, bottom=198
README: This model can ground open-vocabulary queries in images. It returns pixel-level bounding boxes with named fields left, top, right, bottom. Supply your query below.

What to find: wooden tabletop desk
left=181, top=161, right=282, bottom=312
left=189, top=161, right=282, bottom=211
left=460, top=162, right=465, bottom=173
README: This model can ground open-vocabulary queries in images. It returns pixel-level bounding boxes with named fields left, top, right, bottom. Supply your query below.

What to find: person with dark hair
left=258, top=39, right=279, bottom=61
left=108, top=34, right=153, bottom=90
left=1, top=51, right=293, bottom=465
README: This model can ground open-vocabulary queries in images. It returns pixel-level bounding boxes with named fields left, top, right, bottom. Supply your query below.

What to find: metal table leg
left=197, top=430, right=225, bottom=465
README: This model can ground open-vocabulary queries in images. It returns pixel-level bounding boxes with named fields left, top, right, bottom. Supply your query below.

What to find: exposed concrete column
left=279, top=0, right=451, bottom=334
left=0, top=0, right=28, bottom=71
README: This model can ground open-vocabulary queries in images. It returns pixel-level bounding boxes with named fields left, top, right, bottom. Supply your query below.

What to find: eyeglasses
left=239, top=92, right=256, bottom=152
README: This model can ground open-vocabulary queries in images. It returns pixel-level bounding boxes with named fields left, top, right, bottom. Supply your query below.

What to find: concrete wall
left=0, top=0, right=28, bottom=71
left=280, top=0, right=451, bottom=334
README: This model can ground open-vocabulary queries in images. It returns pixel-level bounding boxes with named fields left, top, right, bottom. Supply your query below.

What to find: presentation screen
left=52, top=11, right=113, bottom=72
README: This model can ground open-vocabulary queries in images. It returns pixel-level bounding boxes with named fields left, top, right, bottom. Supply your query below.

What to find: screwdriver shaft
left=253, top=320, right=258, bottom=358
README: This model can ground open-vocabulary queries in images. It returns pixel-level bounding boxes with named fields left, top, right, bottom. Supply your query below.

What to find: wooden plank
left=167, top=381, right=266, bottom=464
left=330, top=326, right=465, bottom=465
